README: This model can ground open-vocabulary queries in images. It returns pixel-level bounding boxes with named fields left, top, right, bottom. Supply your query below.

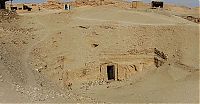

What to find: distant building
left=151, top=0, right=163, bottom=8
left=5, top=3, right=33, bottom=11
left=64, top=4, right=70, bottom=10
left=131, top=0, right=143, bottom=8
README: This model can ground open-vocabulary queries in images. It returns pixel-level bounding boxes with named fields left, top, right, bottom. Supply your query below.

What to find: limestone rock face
left=42, top=0, right=64, bottom=9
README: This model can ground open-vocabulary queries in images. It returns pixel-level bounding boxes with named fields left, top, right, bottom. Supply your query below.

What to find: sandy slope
left=28, top=6, right=199, bottom=103
left=0, top=10, right=88, bottom=103
left=0, top=5, right=199, bottom=103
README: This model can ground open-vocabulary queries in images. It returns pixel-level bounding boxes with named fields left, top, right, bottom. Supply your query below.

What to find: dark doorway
left=107, top=65, right=115, bottom=80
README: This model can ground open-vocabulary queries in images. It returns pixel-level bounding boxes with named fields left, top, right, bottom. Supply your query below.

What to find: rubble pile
left=0, top=10, right=17, bottom=23
left=41, top=0, right=144, bottom=10
left=183, top=15, right=200, bottom=24
left=73, top=0, right=101, bottom=7
left=42, top=0, right=63, bottom=9
left=72, top=0, right=130, bottom=8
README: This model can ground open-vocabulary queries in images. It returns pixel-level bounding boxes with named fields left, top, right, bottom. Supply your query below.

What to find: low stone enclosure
left=183, top=15, right=200, bottom=24
left=99, top=48, right=167, bottom=81
left=5, top=3, right=33, bottom=11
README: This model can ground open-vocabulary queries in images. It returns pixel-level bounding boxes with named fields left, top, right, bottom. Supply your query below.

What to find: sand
left=0, top=4, right=199, bottom=103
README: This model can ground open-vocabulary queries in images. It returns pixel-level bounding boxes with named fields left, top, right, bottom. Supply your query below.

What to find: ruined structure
left=5, top=3, right=33, bottom=11
left=64, top=4, right=70, bottom=10
left=131, top=0, right=143, bottom=8
left=183, top=15, right=200, bottom=24
left=99, top=48, right=167, bottom=81
left=42, top=0, right=63, bottom=9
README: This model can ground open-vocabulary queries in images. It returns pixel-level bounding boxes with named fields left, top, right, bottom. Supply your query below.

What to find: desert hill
left=0, top=2, right=199, bottom=103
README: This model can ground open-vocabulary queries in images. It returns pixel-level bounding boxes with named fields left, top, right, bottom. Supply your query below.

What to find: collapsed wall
left=0, top=9, right=16, bottom=22
left=41, top=0, right=136, bottom=9
left=42, top=0, right=64, bottom=9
